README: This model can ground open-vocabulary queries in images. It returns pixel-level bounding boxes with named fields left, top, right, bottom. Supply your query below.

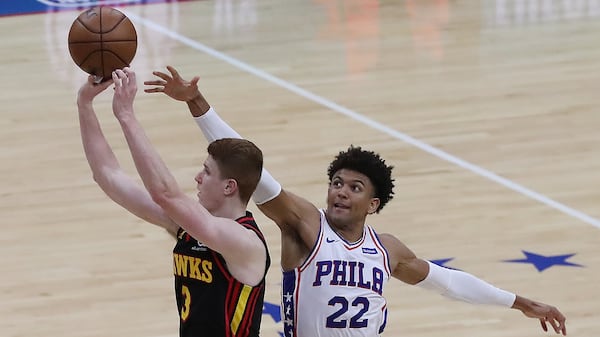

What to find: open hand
left=144, top=65, right=200, bottom=102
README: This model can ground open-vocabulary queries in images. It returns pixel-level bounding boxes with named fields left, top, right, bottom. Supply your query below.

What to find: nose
left=337, top=185, right=349, bottom=199
left=195, top=171, right=202, bottom=185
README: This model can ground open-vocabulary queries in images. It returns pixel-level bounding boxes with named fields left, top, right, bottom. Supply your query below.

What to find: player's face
left=195, top=155, right=227, bottom=212
left=326, top=169, right=379, bottom=228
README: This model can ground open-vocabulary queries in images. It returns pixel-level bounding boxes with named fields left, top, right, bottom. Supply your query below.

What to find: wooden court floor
left=1, top=0, right=599, bottom=336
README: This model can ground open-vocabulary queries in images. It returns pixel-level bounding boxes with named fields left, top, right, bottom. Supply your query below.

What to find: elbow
left=148, top=187, right=177, bottom=208
left=91, top=169, right=112, bottom=190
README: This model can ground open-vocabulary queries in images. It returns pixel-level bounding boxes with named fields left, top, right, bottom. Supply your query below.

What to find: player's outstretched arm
left=144, top=67, right=285, bottom=210
left=380, top=233, right=566, bottom=335
left=144, top=66, right=321, bottom=244
left=77, top=75, right=178, bottom=237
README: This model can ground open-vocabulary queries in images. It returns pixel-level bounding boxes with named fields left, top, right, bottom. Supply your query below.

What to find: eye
left=351, top=184, right=363, bottom=192
left=331, top=180, right=342, bottom=188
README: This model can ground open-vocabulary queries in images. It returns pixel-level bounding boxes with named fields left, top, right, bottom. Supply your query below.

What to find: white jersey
left=282, top=209, right=391, bottom=337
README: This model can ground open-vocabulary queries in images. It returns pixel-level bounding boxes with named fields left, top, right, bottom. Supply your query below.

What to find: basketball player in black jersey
left=77, top=68, right=270, bottom=337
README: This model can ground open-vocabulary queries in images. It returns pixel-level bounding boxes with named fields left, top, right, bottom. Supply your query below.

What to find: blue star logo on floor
left=263, top=301, right=285, bottom=337
left=503, top=250, right=584, bottom=272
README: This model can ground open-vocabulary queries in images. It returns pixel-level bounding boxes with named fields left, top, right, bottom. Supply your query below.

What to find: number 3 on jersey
left=326, top=296, right=369, bottom=328
left=180, top=285, right=191, bottom=321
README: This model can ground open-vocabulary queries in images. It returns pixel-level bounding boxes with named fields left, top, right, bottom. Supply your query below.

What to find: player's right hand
left=77, top=75, right=113, bottom=104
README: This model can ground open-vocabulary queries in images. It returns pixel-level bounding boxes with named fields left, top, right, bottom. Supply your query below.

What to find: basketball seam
left=75, top=49, right=133, bottom=70
left=76, top=17, right=99, bottom=33
left=103, top=16, right=130, bottom=34
left=68, top=7, right=137, bottom=78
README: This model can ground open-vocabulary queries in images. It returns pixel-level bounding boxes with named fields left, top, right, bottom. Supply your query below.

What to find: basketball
left=68, top=6, right=137, bottom=82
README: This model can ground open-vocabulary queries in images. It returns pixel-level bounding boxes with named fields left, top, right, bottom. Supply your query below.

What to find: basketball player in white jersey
left=145, top=66, right=567, bottom=336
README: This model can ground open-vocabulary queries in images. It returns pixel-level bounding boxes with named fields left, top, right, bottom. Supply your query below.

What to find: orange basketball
left=68, top=6, right=137, bottom=82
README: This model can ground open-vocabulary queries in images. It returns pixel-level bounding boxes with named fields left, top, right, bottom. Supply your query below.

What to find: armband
left=416, top=261, right=516, bottom=307
left=193, top=107, right=241, bottom=142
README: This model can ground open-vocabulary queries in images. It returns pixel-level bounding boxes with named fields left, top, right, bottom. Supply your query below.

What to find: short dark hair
left=327, top=145, right=395, bottom=212
left=207, top=138, right=263, bottom=204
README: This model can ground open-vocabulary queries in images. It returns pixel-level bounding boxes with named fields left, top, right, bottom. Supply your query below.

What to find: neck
left=210, top=200, right=247, bottom=220
left=325, top=214, right=364, bottom=243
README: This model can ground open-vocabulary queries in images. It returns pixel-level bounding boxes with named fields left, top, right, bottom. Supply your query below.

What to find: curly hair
left=327, top=145, right=395, bottom=212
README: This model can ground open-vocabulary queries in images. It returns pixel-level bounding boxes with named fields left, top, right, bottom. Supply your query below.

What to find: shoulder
left=377, top=233, right=418, bottom=265
left=377, top=233, right=403, bottom=249
left=378, top=232, right=430, bottom=284
left=237, top=211, right=267, bottom=240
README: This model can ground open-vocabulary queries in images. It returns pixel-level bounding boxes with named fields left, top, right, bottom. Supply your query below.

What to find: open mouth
left=334, top=203, right=350, bottom=210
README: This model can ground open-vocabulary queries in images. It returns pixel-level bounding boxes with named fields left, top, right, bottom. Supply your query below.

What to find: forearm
left=193, top=106, right=242, bottom=141
left=117, top=113, right=179, bottom=199
left=78, top=101, right=120, bottom=178
left=186, top=92, right=211, bottom=117
left=417, top=261, right=516, bottom=307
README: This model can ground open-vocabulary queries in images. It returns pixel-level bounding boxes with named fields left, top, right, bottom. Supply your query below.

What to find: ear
left=367, top=198, right=380, bottom=214
left=223, top=179, right=238, bottom=197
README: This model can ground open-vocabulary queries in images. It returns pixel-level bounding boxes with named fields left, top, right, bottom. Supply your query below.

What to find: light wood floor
left=1, top=0, right=599, bottom=336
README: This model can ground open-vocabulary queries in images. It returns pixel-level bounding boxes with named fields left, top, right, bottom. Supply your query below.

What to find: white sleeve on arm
left=194, top=107, right=241, bottom=141
left=193, top=107, right=282, bottom=205
left=416, top=261, right=516, bottom=307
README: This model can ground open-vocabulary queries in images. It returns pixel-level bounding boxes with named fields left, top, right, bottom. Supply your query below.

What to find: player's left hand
left=144, top=65, right=200, bottom=102
left=112, top=67, right=137, bottom=116
left=514, top=296, right=566, bottom=335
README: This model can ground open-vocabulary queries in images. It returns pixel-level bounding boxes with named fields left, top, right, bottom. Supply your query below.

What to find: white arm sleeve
left=194, top=107, right=282, bottom=204
left=416, top=261, right=516, bottom=307
left=194, top=107, right=241, bottom=141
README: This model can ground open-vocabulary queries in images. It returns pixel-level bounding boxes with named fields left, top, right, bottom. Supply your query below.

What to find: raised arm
left=113, top=68, right=266, bottom=285
left=77, top=75, right=178, bottom=237
left=379, top=233, right=567, bottom=335
left=144, top=66, right=321, bottom=232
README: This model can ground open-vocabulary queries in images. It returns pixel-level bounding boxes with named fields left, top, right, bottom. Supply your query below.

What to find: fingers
left=540, top=312, right=567, bottom=336
left=97, top=78, right=114, bottom=90
left=546, top=318, right=562, bottom=335
left=124, top=67, right=136, bottom=83
left=144, top=88, right=164, bottom=93
left=551, top=308, right=567, bottom=335
left=86, top=75, right=113, bottom=88
left=554, top=315, right=567, bottom=336
left=112, top=69, right=123, bottom=86
left=112, top=68, right=137, bottom=89
left=166, top=65, right=180, bottom=79
left=152, top=70, right=171, bottom=81
left=144, top=80, right=166, bottom=86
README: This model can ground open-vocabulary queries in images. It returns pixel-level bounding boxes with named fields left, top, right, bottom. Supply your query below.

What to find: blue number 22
left=326, top=296, right=369, bottom=328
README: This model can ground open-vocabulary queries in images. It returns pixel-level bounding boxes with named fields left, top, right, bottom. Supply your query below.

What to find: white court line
left=126, top=12, right=600, bottom=230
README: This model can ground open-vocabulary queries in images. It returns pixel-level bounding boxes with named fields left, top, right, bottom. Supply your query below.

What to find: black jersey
left=173, top=211, right=270, bottom=337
